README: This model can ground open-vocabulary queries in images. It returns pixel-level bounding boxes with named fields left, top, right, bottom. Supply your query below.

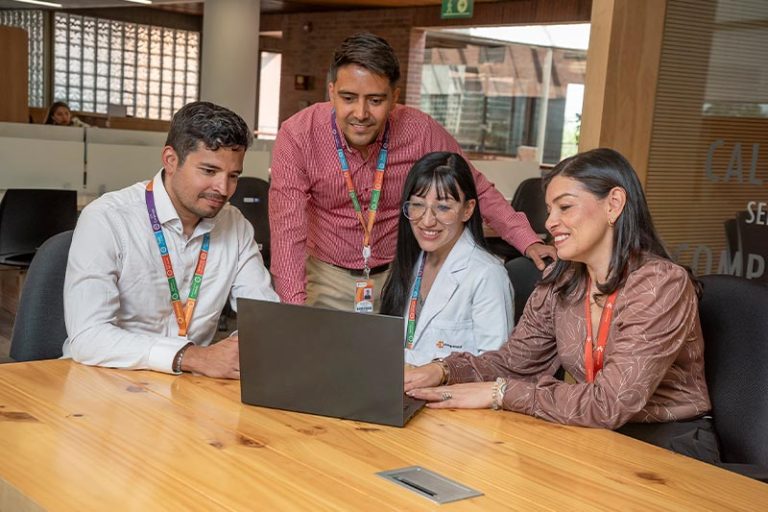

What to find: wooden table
left=0, top=360, right=765, bottom=511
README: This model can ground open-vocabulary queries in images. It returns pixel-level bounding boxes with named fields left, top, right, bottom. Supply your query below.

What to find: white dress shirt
left=63, top=171, right=278, bottom=373
left=404, top=228, right=514, bottom=366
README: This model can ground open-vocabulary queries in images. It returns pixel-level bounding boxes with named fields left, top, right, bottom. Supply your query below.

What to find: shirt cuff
left=148, top=337, right=192, bottom=374
left=501, top=378, right=537, bottom=415
left=443, top=355, right=483, bottom=384
left=515, top=232, right=546, bottom=256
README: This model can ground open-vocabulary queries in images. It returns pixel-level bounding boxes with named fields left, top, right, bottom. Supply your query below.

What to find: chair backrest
left=0, top=189, right=77, bottom=265
left=9, top=230, right=73, bottom=362
left=510, top=177, right=547, bottom=235
left=698, top=274, right=768, bottom=467
left=504, top=256, right=542, bottom=323
left=228, top=177, right=270, bottom=267
left=736, top=211, right=768, bottom=281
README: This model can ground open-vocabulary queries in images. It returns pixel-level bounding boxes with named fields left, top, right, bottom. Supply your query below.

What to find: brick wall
left=277, top=10, right=415, bottom=123
left=266, top=0, right=592, bottom=124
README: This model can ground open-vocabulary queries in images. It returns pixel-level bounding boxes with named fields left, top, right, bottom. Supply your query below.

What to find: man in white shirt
left=63, top=101, right=278, bottom=379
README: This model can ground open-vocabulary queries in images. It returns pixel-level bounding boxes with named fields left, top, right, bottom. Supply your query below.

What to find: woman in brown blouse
left=405, top=147, right=716, bottom=462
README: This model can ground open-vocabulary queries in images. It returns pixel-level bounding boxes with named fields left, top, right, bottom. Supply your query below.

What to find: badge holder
left=354, top=245, right=375, bottom=313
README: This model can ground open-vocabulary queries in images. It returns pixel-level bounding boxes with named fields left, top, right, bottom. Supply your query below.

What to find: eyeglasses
left=402, top=200, right=462, bottom=225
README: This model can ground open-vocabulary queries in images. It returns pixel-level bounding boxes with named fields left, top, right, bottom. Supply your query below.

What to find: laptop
left=238, top=299, right=426, bottom=427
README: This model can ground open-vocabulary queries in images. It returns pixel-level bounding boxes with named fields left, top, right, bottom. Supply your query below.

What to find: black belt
left=332, top=262, right=390, bottom=277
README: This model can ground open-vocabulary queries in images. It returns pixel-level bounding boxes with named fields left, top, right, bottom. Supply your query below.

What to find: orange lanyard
left=331, top=110, right=390, bottom=274
left=583, top=277, right=619, bottom=383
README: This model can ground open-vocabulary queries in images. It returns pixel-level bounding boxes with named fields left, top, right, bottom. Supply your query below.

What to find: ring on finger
left=441, top=391, right=452, bottom=401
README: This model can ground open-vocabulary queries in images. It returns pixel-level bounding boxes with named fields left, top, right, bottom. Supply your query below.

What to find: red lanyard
left=583, top=277, right=619, bottom=383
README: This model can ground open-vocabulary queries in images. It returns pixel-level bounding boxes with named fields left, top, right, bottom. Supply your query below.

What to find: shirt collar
left=151, top=170, right=216, bottom=237
left=151, top=170, right=178, bottom=226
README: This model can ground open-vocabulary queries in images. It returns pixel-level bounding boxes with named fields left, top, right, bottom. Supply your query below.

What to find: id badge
left=354, top=279, right=375, bottom=313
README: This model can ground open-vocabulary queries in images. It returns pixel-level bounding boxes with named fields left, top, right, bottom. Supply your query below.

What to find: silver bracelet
left=491, top=377, right=508, bottom=410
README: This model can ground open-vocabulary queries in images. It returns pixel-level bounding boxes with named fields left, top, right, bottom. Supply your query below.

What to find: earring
left=608, top=217, right=615, bottom=227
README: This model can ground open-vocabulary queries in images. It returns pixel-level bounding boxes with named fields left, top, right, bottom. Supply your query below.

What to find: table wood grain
left=0, top=360, right=765, bottom=511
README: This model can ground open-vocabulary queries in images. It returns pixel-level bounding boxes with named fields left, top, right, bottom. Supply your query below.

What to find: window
left=421, top=26, right=588, bottom=164
left=0, top=9, right=45, bottom=108
left=257, top=51, right=281, bottom=139
left=53, top=12, right=199, bottom=120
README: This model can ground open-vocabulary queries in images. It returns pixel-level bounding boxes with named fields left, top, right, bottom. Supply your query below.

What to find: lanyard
left=405, top=253, right=427, bottom=349
left=145, top=180, right=210, bottom=337
left=583, top=277, right=619, bottom=383
left=330, top=109, right=390, bottom=277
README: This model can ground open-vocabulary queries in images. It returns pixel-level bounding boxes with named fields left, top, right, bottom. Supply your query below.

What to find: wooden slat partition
left=645, top=0, right=768, bottom=277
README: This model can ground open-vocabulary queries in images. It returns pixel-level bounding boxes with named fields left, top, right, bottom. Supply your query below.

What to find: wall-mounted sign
left=441, top=0, right=474, bottom=20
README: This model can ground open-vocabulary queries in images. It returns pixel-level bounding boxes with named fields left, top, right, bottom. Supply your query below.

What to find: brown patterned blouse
left=444, top=256, right=711, bottom=428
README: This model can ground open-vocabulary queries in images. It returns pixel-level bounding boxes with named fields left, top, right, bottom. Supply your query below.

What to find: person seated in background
left=405, top=147, right=719, bottom=465
left=380, top=152, right=513, bottom=367
left=44, top=101, right=90, bottom=127
left=63, top=101, right=278, bottom=379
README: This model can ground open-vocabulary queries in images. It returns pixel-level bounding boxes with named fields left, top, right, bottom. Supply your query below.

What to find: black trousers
left=617, top=417, right=768, bottom=483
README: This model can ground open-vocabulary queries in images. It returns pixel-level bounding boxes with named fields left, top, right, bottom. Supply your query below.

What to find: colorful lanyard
left=583, top=277, right=619, bottom=383
left=145, top=180, right=210, bottom=337
left=405, top=253, right=427, bottom=349
left=330, top=109, right=390, bottom=276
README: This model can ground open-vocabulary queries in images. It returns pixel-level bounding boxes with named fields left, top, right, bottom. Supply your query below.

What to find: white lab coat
left=404, top=229, right=514, bottom=366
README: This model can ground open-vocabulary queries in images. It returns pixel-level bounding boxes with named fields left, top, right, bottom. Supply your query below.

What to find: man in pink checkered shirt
left=269, top=33, right=555, bottom=311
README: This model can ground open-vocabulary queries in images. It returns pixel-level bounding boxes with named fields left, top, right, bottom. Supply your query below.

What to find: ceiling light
left=12, top=0, right=63, bottom=7
left=121, top=0, right=153, bottom=4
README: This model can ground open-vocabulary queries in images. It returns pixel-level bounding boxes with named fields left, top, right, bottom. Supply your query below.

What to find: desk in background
left=0, top=360, right=765, bottom=511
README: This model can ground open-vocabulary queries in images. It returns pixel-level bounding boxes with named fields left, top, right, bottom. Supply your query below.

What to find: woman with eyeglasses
left=380, top=152, right=514, bottom=367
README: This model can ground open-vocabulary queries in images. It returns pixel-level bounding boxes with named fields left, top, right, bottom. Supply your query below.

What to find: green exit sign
left=441, top=0, right=474, bottom=19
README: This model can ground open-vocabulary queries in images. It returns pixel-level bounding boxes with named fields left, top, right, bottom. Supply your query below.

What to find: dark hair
left=44, top=101, right=71, bottom=125
left=329, top=33, right=400, bottom=86
left=165, top=101, right=253, bottom=165
left=540, top=147, right=689, bottom=301
left=380, top=152, right=487, bottom=315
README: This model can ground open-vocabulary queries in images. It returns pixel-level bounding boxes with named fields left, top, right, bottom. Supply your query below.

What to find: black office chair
left=486, top=177, right=547, bottom=263
left=504, top=256, right=542, bottom=324
left=698, top=274, right=768, bottom=473
left=0, top=189, right=77, bottom=267
left=9, top=230, right=73, bottom=362
left=511, top=177, right=547, bottom=236
left=229, top=177, right=270, bottom=268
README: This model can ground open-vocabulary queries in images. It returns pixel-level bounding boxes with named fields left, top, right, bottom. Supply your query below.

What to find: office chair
left=510, top=177, right=547, bottom=236
left=0, top=189, right=77, bottom=267
left=698, top=274, right=768, bottom=470
left=736, top=211, right=768, bottom=278
left=486, top=177, right=548, bottom=263
left=9, top=230, right=73, bottom=361
left=504, top=256, right=542, bottom=324
left=229, top=177, right=270, bottom=268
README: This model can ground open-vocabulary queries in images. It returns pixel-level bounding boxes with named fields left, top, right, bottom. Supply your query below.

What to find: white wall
left=471, top=159, right=541, bottom=200
left=1, top=123, right=534, bottom=201
left=0, top=123, right=84, bottom=190
left=0, top=124, right=273, bottom=199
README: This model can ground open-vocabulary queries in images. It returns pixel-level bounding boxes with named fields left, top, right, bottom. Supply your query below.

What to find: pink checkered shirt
left=269, top=102, right=541, bottom=303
